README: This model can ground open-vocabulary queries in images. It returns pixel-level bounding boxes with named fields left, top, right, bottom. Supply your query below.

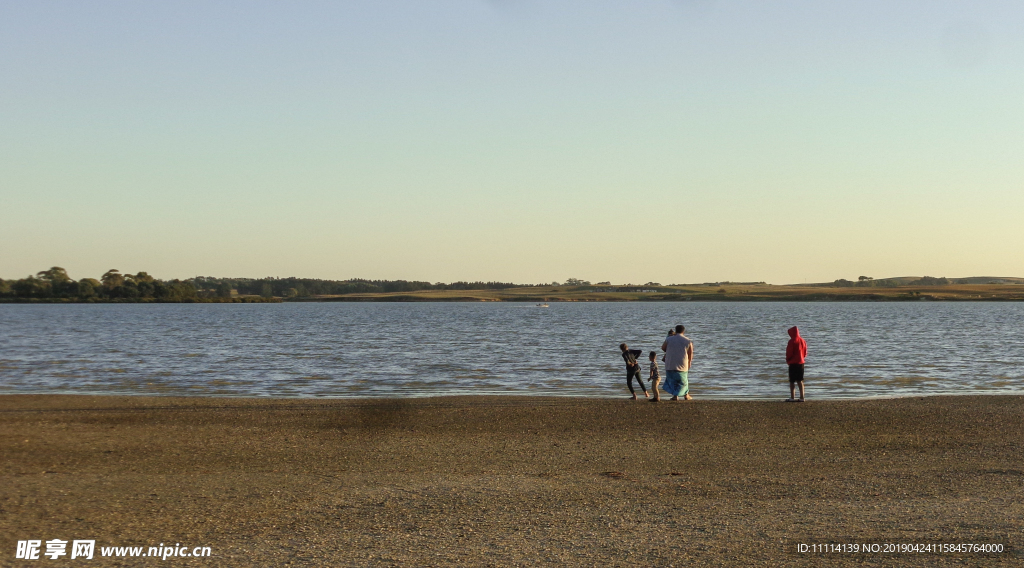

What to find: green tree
left=120, top=280, right=140, bottom=299
left=137, top=281, right=155, bottom=297
left=128, top=272, right=156, bottom=297
left=37, top=266, right=69, bottom=279
left=13, top=276, right=48, bottom=298
left=101, top=269, right=124, bottom=290
left=216, top=282, right=232, bottom=298
left=911, top=276, right=949, bottom=286
left=77, top=278, right=100, bottom=299
left=31, top=267, right=70, bottom=297
left=127, top=272, right=154, bottom=284
left=158, top=280, right=198, bottom=302
left=37, top=267, right=73, bottom=295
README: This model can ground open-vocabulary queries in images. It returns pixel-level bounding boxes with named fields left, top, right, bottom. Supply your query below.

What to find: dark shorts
left=788, top=364, right=805, bottom=383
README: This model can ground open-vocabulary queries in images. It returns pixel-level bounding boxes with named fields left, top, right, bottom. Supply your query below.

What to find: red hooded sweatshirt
left=786, top=326, right=807, bottom=365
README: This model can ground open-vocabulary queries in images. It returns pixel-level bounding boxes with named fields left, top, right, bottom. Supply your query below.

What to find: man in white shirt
left=661, top=324, right=694, bottom=401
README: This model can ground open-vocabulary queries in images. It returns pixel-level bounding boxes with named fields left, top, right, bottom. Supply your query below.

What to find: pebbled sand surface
left=1, top=394, right=1022, bottom=567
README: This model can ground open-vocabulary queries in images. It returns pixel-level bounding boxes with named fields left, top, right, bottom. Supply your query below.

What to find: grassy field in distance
left=292, top=282, right=1024, bottom=302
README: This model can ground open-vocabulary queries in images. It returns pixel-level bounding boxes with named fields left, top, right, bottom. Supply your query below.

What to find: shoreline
left=5, top=297, right=1024, bottom=303
left=5, top=285, right=1024, bottom=304
left=2, top=390, right=1023, bottom=402
left=3, top=395, right=1022, bottom=565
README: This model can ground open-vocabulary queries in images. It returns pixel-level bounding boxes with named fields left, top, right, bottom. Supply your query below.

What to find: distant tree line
left=0, top=267, right=200, bottom=302
left=191, top=276, right=528, bottom=298
left=830, top=277, right=899, bottom=288
left=0, top=268, right=531, bottom=302
left=829, top=276, right=951, bottom=288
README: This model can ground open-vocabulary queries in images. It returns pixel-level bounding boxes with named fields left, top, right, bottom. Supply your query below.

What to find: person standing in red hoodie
left=786, top=326, right=807, bottom=402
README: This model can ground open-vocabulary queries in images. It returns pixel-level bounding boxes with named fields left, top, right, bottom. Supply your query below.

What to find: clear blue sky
left=2, top=1, right=1022, bottom=284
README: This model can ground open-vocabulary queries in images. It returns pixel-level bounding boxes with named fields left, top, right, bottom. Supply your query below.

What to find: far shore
left=194, top=282, right=1024, bottom=302
left=2, top=394, right=1021, bottom=566
left=5, top=283, right=1024, bottom=304
left=293, top=282, right=1024, bottom=302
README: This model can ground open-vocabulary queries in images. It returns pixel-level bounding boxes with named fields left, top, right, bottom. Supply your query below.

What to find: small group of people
left=618, top=324, right=808, bottom=402
left=619, top=324, right=694, bottom=402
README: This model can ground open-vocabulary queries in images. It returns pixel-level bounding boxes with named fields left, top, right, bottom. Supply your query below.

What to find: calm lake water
left=1, top=302, right=1023, bottom=399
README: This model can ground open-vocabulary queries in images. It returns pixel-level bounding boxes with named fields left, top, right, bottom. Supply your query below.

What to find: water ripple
left=1, top=302, right=1023, bottom=399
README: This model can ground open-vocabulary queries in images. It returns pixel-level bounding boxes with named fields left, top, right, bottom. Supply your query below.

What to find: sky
left=2, top=1, right=1023, bottom=285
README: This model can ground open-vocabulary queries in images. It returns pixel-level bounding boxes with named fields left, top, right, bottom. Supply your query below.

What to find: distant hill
left=813, top=276, right=1024, bottom=288
left=950, top=276, right=1024, bottom=285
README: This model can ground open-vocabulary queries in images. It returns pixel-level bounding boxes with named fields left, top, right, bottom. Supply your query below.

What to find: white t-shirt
left=664, top=334, right=692, bottom=372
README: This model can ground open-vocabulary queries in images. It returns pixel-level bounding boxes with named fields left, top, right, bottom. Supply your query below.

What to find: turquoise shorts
left=664, top=370, right=689, bottom=397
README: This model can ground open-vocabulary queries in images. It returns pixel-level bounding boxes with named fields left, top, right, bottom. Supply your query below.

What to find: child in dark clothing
left=619, top=343, right=648, bottom=400
left=648, top=351, right=661, bottom=402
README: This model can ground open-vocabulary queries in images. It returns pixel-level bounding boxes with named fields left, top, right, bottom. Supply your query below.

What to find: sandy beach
left=1, top=394, right=1021, bottom=566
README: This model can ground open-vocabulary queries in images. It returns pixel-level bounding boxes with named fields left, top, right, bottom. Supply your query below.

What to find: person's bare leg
left=651, top=379, right=661, bottom=402
left=790, top=382, right=796, bottom=401
left=798, top=381, right=805, bottom=401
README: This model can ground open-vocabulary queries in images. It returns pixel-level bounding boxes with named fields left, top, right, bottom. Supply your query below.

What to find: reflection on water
left=1, top=302, right=1023, bottom=399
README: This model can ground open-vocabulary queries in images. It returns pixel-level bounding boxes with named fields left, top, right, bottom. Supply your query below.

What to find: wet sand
left=1, top=395, right=1022, bottom=566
